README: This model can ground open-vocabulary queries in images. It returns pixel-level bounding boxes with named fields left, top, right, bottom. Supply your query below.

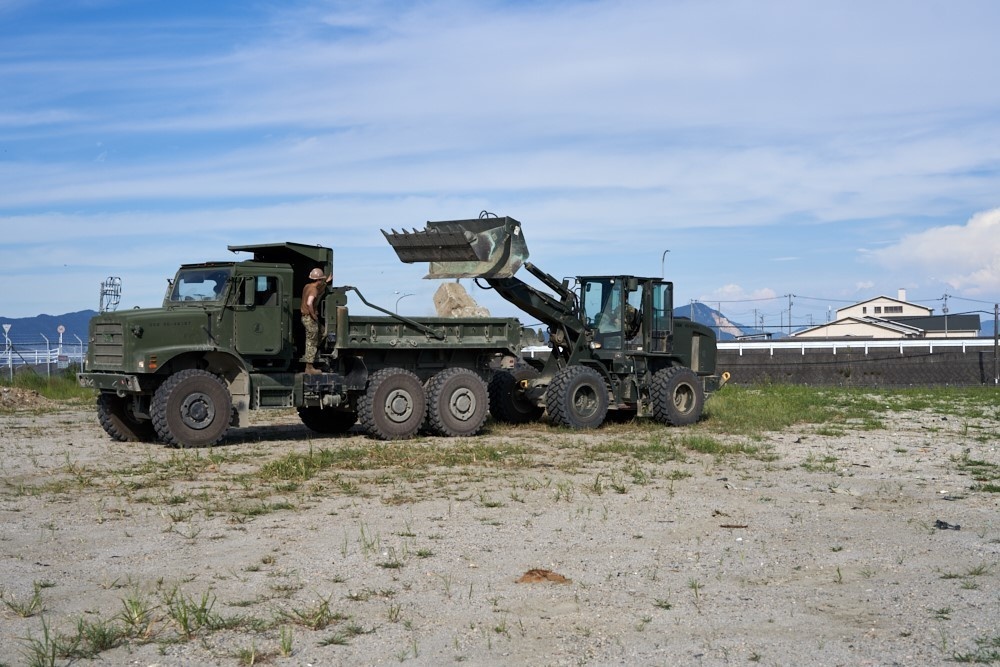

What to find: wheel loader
left=383, top=213, right=727, bottom=429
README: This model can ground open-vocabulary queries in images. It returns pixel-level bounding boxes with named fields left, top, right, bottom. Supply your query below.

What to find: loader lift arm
left=383, top=216, right=591, bottom=360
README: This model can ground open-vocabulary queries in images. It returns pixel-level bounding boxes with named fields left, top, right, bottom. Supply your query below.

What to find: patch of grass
left=676, top=434, right=769, bottom=460
left=587, top=436, right=685, bottom=463
left=952, top=634, right=1000, bottom=663
left=277, top=595, right=345, bottom=630
left=255, top=442, right=534, bottom=483
left=704, top=385, right=1000, bottom=436
left=953, top=454, right=1000, bottom=493
left=2, top=582, right=45, bottom=617
left=1, top=368, right=94, bottom=407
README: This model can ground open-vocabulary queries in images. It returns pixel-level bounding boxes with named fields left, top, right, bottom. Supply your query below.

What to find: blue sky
left=2, top=0, right=999, bottom=331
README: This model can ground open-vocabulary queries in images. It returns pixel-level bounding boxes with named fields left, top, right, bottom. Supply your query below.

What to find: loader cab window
left=650, top=282, right=673, bottom=353
left=582, top=278, right=624, bottom=349
left=169, top=268, right=233, bottom=302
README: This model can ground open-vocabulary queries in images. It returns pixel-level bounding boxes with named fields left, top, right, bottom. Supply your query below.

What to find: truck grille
left=92, top=322, right=125, bottom=368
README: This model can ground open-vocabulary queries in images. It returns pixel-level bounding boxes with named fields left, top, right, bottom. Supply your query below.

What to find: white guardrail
left=522, top=338, right=998, bottom=358
left=718, top=337, right=998, bottom=356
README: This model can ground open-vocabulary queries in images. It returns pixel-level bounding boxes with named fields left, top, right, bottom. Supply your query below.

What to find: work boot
left=304, top=364, right=322, bottom=375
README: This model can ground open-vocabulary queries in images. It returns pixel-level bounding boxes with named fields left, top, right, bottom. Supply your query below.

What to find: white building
left=793, top=289, right=980, bottom=339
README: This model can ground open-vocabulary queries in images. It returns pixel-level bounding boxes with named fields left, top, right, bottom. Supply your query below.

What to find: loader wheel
left=425, top=368, right=489, bottom=437
left=545, top=366, right=609, bottom=430
left=651, top=366, right=704, bottom=426
left=152, top=369, right=232, bottom=447
left=298, top=406, right=357, bottom=434
left=358, top=368, right=426, bottom=440
left=97, top=393, right=158, bottom=442
left=488, top=366, right=544, bottom=424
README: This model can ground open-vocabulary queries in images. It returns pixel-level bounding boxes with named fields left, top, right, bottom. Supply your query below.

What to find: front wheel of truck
left=152, top=369, right=233, bottom=447
left=97, top=393, right=158, bottom=442
left=358, top=368, right=426, bottom=440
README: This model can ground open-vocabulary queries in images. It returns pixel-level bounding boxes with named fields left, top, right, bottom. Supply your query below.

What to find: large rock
left=434, top=283, right=490, bottom=318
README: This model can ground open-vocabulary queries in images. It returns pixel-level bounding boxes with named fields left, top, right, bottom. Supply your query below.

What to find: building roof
left=838, top=295, right=932, bottom=314
left=792, top=316, right=924, bottom=338
left=893, top=314, right=980, bottom=333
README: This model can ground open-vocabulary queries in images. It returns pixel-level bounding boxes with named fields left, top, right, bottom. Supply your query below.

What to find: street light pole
left=660, top=249, right=670, bottom=279
left=395, top=292, right=414, bottom=313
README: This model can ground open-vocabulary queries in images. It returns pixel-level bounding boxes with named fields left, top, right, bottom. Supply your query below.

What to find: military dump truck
left=384, top=213, right=726, bottom=429
left=79, top=242, right=532, bottom=445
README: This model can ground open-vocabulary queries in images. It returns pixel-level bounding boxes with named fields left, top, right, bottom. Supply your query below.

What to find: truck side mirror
left=243, top=279, right=255, bottom=306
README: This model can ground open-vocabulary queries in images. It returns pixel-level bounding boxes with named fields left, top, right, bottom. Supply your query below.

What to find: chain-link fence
left=2, top=334, right=87, bottom=379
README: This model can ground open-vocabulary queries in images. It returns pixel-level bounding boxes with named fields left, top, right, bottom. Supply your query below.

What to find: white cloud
left=874, top=208, right=1000, bottom=295
left=700, top=284, right=778, bottom=303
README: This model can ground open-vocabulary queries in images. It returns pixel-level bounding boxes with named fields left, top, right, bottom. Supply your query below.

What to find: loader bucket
left=382, top=216, right=529, bottom=279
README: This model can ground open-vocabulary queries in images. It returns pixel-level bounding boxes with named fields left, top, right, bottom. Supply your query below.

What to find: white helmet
left=308, top=268, right=325, bottom=280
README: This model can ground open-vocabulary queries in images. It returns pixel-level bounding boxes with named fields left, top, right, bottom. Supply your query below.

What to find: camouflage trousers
left=302, top=315, right=321, bottom=363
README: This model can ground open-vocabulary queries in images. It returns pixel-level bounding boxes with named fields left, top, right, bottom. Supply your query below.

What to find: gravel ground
left=0, top=395, right=998, bottom=667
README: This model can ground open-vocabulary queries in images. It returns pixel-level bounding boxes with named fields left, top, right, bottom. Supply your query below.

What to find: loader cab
left=580, top=276, right=672, bottom=353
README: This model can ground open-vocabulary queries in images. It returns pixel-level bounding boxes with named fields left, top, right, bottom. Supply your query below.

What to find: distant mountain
left=0, top=310, right=97, bottom=344
left=981, top=318, right=997, bottom=339
left=675, top=302, right=758, bottom=340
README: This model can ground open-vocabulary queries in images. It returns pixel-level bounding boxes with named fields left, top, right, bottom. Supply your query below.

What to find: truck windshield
left=168, top=268, right=233, bottom=303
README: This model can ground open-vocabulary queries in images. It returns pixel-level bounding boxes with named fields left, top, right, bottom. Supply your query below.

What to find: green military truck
left=79, top=242, right=529, bottom=445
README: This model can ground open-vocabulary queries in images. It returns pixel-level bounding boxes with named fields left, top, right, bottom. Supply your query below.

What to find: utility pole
left=787, top=294, right=794, bottom=335
left=994, top=303, right=998, bottom=386
left=942, top=293, right=950, bottom=338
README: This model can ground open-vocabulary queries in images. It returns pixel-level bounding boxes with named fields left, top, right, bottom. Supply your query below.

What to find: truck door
left=235, top=274, right=285, bottom=357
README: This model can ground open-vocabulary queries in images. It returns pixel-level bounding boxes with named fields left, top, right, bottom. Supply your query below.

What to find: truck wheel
left=545, top=366, right=609, bottom=430
left=358, top=368, right=426, bottom=440
left=298, top=406, right=357, bottom=434
left=651, top=366, right=704, bottom=426
left=488, top=366, right=544, bottom=424
left=152, top=369, right=233, bottom=447
left=97, top=393, right=158, bottom=442
left=425, top=368, right=489, bottom=437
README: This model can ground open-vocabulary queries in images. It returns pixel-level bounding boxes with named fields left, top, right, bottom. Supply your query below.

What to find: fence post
left=40, top=334, right=50, bottom=379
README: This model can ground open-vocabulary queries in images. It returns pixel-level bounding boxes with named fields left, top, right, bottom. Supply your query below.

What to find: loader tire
left=298, top=406, right=357, bottom=434
left=97, top=393, right=157, bottom=442
left=152, top=369, right=232, bottom=447
left=358, top=368, right=426, bottom=440
left=545, top=366, right=608, bottom=430
left=425, top=368, right=489, bottom=437
left=651, top=366, right=704, bottom=426
left=488, top=366, right=544, bottom=424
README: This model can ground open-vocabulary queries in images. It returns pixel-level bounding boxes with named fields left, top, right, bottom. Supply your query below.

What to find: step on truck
left=384, top=213, right=727, bottom=429
left=79, top=242, right=531, bottom=445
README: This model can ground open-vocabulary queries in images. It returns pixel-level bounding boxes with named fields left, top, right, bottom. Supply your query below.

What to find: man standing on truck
left=301, top=267, right=331, bottom=374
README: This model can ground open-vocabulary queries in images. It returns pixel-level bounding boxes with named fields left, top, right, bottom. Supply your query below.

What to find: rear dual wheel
left=425, top=368, right=489, bottom=437
left=358, top=368, right=426, bottom=440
